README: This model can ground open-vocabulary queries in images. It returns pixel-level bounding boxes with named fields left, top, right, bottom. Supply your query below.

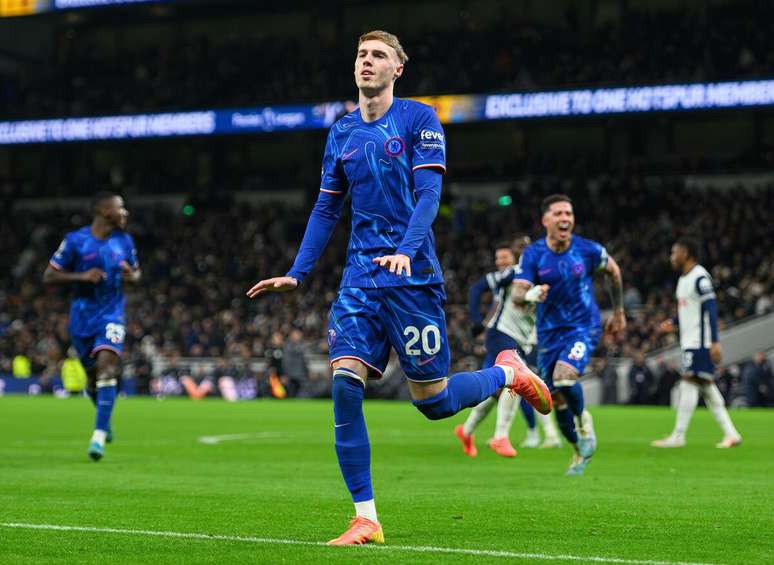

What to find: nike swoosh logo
left=342, top=148, right=359, bottom=160
left=539, top=269, right=552, bottom=275
left=334, top=423, right=350, bottom=428
left=417, top=356, right=436, bottom=366
left=378, top=122, right=389, bottom=128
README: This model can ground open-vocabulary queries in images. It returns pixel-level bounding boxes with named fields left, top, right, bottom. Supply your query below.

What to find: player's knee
left=412, top=389, right=455, bottom=420
left=551, top=390, right=566, bottom=409
left=95, top=364, right=118, bottom=388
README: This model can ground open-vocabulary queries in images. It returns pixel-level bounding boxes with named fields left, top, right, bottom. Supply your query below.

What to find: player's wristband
left=524, top=286, right=543, bottom=303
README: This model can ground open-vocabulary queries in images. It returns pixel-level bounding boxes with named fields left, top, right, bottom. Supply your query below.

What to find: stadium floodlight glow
left=2, top=80, right=774, bottom=145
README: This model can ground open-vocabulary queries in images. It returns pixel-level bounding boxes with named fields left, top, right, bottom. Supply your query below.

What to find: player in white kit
left=456, top=236, right=560, bottom=457
left=652, top=238, right=742, bottom=448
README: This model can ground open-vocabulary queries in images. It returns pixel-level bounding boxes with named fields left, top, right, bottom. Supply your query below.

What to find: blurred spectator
left=654, top=359, right=681, bottom=406
left=742, top=352, right=773, bottom=407
left=628, top=350, right=654, bottom=404
left=596, top=357, right=619, bottom=404
left=282, top=328, right=309, bottom=398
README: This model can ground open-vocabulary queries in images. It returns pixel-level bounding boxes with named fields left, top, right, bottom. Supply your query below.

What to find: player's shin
left=332, top=369, right=376, bottom=521
left=413, top=367, right=506, bottom=420
left=555, top=404, right=579, bottom=447
left=94, top=369, right=118, bottom=434
left=463, top=396, right=496, bottom=436
left=701, top=382, right=741, bottom=440
left=494, top=391, right=518, bottom=439
left=557, top=382, right=585, bottom=418
left=674, top=380, right=699, bottom=437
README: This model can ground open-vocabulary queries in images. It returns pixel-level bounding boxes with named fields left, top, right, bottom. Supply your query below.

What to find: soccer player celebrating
left=651, top=238, right=742, bottom=448
left=43, top=193, right=140, bottom=461
left=513, top=194, right=626, bottom=476
left=246, top=30, right=551, bottom=545
left=456, top=236, right=560, bottom=458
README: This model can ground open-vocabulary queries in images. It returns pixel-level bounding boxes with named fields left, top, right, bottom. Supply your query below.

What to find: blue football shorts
left=328, top=284, right=451, bottom=382
left=71, top=321, right=126, bottom=369
left=537, top=328, right=600, bottom=391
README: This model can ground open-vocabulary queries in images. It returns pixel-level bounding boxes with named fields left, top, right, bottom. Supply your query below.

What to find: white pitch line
left=0, top=522, right=716, bottom=565
left=197, top=432, right=284, bottom=445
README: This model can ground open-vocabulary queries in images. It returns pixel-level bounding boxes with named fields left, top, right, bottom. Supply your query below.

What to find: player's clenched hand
left=605, top=309, right=626, bottom=333
left=372, top=254, right=412, bottom=277
left=524, top=284, right=550, bottom=303
left=119, top=261, right=140, bottom=283
left=710, top=342, right=722, bottom=365
left=246, top=276, right=298, bottom=298
left=80, top=268, right=106, bottom=284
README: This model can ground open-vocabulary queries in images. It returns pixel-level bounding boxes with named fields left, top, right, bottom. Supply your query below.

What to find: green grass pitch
left=1, top=396, right=772, bottom=564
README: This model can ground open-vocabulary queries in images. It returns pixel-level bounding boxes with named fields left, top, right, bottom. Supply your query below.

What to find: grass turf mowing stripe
left=0, top=522, right=717, bottom=565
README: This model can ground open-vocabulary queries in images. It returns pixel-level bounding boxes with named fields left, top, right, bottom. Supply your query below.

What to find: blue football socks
left=558, top=382, right=585, bottom=418
left=555, top=405, right=578, bottom=444
left=94, top=381, right=117, bottom=433
left=413, top=367, right=506, bottom=420
left=332, top=368, right=373, bottom=503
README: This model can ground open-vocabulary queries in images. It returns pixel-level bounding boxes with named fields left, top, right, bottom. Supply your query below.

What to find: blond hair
left=358, top=30, right=409, bottom=64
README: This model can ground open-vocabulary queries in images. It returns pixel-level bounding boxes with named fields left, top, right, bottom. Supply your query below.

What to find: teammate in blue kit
left=246, top=30, right=551, bottom=545
left=43, top=193, right=141, bottom=461
left=513, top=194, right=626, bottom=476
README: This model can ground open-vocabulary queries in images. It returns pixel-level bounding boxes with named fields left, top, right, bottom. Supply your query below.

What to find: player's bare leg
left=88, top=350, right=120, bottom=461
left=327, top=359, right=384, bottom=546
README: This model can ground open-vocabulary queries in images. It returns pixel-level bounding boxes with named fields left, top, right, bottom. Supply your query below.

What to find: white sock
left=354, top=499, right=378, bottom=523
left=91, top=429, right=107, bottom=445
left=538, top=411, right=560, bottom=442
left=525, top=427, right=540, bottom=442
left=463, top=396, right=496, bottom=436
left=674, top=380, right=699, bottom=437
left=702, top=383, right=741, bottom=439
left=494, top=392, right=518, bottom=438
left=495, top=364, right=515, bottom=386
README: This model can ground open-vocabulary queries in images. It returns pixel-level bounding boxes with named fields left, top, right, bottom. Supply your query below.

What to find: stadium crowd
left=2, top=1, right=774, bottom=119
left=2, top=177, right=773, bottom=404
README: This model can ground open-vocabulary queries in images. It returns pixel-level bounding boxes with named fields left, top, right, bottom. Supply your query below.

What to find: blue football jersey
left=515, top=235, right=607, bottom=338
left=319, top=98, right=446, bottom=288
left=49, top=226, right=138, bottom=337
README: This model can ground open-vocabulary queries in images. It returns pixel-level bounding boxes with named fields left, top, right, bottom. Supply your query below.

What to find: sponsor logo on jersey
left=419, top=129, right=445, bottom=150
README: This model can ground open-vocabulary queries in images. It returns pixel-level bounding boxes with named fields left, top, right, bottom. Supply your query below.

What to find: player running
left=43, top=192, right=140, bottom=461
left=651, top=238, right=742, bottom=448
left=456, top=236, right=560, bottom=458
left=513, top=194, right=626, bottom=476
left=246, top=30, right=551, bottom=546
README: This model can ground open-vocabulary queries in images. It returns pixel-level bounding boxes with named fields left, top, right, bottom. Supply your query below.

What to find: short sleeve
left=589, top=241, right=609, bottom=271
left=695, top=275, right=716, bottom=302
left=49, top=235, right=76, bottom=271
left=515, top=248, right=536, bottom=285
left=411, top=104, right=446, bottom=173
left=124, top=234, right=139, bottom=268
left=320, top=128, right=346, bottom=195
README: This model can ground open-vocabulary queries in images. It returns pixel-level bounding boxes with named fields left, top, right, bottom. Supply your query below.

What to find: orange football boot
left=454, top=424, right=478, bottom=457
left=495, top=349, right=552, bottom=415
left=327, top=516, right=384, bottom=546
left=488, top=436, right=517, bottom=457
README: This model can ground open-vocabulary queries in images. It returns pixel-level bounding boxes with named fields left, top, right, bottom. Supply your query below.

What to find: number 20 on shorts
left=403, top=325, right=442, bottom=356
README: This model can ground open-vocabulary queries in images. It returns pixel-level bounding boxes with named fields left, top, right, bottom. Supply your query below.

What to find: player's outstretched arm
left=603, top=256, right=626, bottom=333
left=43, top=265, right=105, bottom=285
left=246, top=276, right=298, bottom=298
